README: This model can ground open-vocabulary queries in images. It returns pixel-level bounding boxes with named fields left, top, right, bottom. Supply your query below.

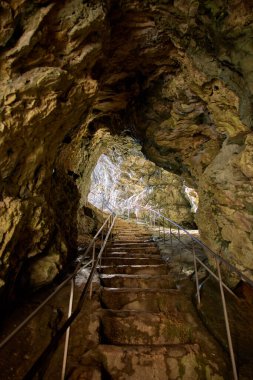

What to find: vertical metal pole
left=93, top=240, right=96, bottom=263
left=158, top=216, right=160, bottom=238
left=99, top=231, right=102, bottom=270
left=61, top=278, right=74, bottom=380
left=163, top=218, right=165, bottom=242
left=177, top=227, right=181, bottom=261
left=216, top=259, right=238, bottom=380
left=111, top=215, right=113, bottom=242
left=170, top=225, right=172, bottom=246
left=192, top=241, right=201, bottom=306
left=90, top=242, right=96, bottom=299
left=108, top=215, right=111, bottom=241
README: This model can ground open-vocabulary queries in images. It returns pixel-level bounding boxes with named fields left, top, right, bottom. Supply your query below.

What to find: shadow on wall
left=50, top=168, right=80, bottom=259
left=0, top=169, right=81, bottom=320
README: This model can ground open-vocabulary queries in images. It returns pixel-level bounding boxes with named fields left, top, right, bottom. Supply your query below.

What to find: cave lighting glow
left=88, top=148, right=199, bottom=220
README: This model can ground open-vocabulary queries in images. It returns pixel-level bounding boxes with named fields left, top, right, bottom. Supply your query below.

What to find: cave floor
left=0, top=220, right=253, bottom=379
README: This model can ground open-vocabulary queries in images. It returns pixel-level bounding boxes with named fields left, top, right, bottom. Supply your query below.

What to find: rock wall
left=0, top=0, right=106, bottom=301
left=88, top=135, right=194, bottom=226
left=0, top=0, right=253, bottom=301
left=130, top=3, right=253, bottom=279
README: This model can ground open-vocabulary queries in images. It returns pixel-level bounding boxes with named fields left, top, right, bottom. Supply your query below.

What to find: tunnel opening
left=87, top=135, right=198, bottom=228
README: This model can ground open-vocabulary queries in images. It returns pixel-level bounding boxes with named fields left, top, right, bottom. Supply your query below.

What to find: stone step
left=97, top=264, right=170, bottom=275
left=110, top=240, right=153, bottom=244
left=68, top=366, right=100, bottom=380
left=114, top=232, right=151, bottom=236
left=110, top=242, right=156, bottom=247
left=113, top=232, right=151, bottom=235
left=113, top=227, right=148, bottom=230
left=100, top=257, right=163, bottom=266
left=108, top=246, right=158, bottom=252
left=113, top=237, right=152, bottom=241
left=106, top=247, right=159, bottom=254
left=100, top=287, right=190, bottom=312
left=100, top=274, right=175, bottom=289
left=113, top=226, right=150, bottom=233
left=82, top=344, right=225, bottom=380
left=101, top=310, right=195, bottom=345
left=103, top=250, right=161, bottom=258
left=113, top=229, right=145, bottom=232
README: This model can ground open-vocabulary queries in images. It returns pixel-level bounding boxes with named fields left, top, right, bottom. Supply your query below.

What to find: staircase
left=72, top=219, right=229, bottom=379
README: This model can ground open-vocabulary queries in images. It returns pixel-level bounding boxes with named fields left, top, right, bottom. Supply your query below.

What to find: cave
left=0, top=1, right=253, bottom=379
left=88, top=134, right=198, bottom=224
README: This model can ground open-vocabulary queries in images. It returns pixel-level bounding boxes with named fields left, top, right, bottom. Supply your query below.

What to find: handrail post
left=192, top=241, right=201, bottom=307
left=108, top=215, right=113, bottom=241
left=90, top=241, right=96, bottom=299
left=61, top=278, right=74, bottom=380
left=110, top=214, right=113, bottom=241
left=101, top=228, right=104, bottom=245
left=216, top=258, right=238, bottom=380
left=178, top=227, right=181, bottom=261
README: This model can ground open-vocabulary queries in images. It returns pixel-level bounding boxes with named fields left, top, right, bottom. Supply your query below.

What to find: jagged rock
left=88, top=135, right=195, bottom=226
left=0, top=0, right=253, bottom=301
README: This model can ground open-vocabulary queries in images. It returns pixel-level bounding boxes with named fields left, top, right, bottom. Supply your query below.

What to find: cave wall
left=0, top=0, right=253, bottom=300
left=130, top=2, right=253, bottom=277
left=88, top=135, right=195, bottom=225
left=133, top=59, right=253, bottom=276
left=0, top=0, right=107, bottom=298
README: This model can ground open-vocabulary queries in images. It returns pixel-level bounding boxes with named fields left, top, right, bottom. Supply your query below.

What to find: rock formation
left=0, top=0, right=253, bottom=301
left=88, top=135, right=195, bottom=225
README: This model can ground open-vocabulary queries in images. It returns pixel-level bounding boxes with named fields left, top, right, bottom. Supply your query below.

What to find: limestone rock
left=88, top=135, right=194, bottom=226
left=1, top=0, right=253, bottom=301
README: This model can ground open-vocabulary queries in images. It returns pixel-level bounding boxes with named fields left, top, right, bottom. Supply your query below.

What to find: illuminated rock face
left=88, top=136, right=195, bottom=226
left=0, top=0, right=253, bottom=297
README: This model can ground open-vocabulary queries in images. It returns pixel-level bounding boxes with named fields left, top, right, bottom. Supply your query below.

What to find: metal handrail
left=0, top=212, right=116, bottom=380
left=23, top=213, right=116, bottom=380
left=61, top=278, right=74, bottom=380
left=0, top=213, right=112, bottom=351
left=137, top=206, right=253, bottom=287
left=130, top=205, right=251, bottom=380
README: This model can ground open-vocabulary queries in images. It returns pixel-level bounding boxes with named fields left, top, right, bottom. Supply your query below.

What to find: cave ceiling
left=0, top=0, right=253, bottom=295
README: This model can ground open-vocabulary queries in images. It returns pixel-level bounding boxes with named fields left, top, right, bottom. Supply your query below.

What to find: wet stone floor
left=0, top=220, right=252, bottom=379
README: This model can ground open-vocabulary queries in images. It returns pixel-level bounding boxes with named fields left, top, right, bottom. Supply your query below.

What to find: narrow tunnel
left=0, top=1, right=253, bottom=379
left=87, top=134, right=198, bottom=224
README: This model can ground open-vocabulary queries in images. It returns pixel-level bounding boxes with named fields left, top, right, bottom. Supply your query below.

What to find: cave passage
left=0, top=0, right=253, bottom=301
left=88, top=135, right=198, bottom=223
left=1, top=1, right=253, bottom=378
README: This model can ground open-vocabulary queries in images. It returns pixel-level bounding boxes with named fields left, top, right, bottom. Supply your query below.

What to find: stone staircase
left=74, top=219, right=230, bottom=380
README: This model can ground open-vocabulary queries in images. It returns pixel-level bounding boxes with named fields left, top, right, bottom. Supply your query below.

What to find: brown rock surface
left=0, top=0, right=253, bottom=302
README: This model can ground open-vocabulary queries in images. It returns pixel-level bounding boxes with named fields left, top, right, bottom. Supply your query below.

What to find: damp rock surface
left=0, top=0, right=253, bottom=303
